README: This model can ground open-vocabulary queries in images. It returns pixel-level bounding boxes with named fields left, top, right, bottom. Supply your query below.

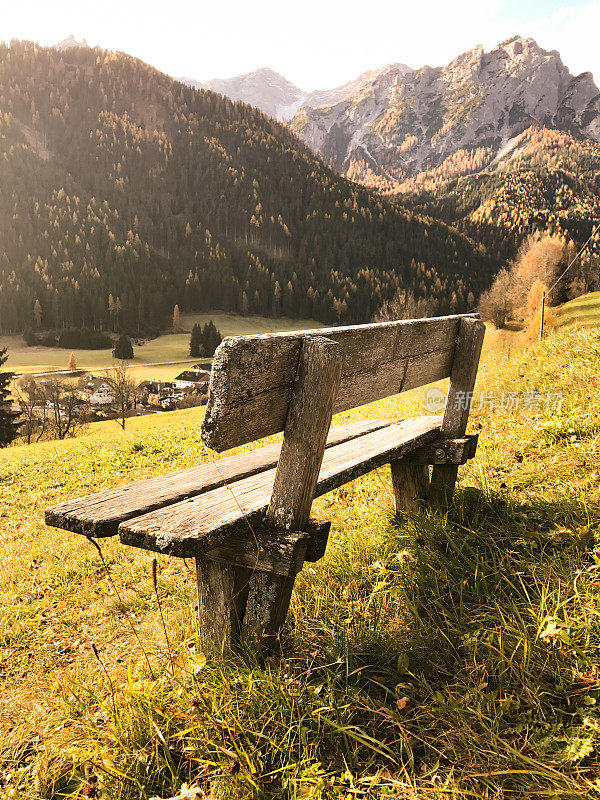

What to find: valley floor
left=1, top=313, right=323, bottom=382
left=1, top=327, right=600, bottom=798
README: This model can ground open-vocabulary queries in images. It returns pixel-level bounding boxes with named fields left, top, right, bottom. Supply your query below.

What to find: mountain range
left=187, top=64, right=411, bottom=124
left=194, top=36, right=600, bottom=191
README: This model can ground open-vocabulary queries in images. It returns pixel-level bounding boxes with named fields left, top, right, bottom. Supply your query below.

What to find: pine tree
left=68, top=352, right=77, bottom=371
left=113, top=334, right=134, bottom=360
left=0, top=348, right=21, bottom=447
left=173, top=303, right=180, bottom=332
left=202, top=320, right=222, bottom=357
left=189, top=323, right=202, bottom=357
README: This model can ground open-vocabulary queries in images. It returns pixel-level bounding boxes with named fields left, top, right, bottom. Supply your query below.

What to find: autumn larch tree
left=68, top=352, right=77, bottom=371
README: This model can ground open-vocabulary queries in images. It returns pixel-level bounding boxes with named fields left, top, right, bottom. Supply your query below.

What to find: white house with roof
left=174, top=369, right=210, bottom=391
left=79, top=376, right=115, bottom=405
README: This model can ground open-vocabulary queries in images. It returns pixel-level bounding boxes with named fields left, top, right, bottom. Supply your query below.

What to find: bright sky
left=1, top=0, right=599, bottom=89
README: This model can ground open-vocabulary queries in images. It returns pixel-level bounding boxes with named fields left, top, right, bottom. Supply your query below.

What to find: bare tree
left=13, top=377, right=48, bottom=444
left=477, top=268, right=515, bottom=329
left=42, top=379, right=85, bottom=440
left=103, top=361, right=136, bottom=430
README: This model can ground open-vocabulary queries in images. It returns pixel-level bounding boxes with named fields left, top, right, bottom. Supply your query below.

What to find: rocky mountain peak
left=54, top=35, right=90, bottom=51
left=289, top=35, right=600, bottom=186
left=186, top=62, right=412, bottom=123
left=201, top=68, right=305, bottom=121
left=181, top=36, right=599, bottom=188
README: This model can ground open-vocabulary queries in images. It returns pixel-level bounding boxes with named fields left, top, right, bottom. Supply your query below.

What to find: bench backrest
left=201, top=314, right=480, bottom=452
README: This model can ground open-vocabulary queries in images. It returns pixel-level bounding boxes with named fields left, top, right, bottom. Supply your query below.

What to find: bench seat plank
left=119, top=415, right=442, bottom=558
left=45, top=418, right=392, bottom=538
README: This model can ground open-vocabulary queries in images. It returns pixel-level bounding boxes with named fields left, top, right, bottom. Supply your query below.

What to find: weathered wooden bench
left=46, top=314, right=484, bottom=653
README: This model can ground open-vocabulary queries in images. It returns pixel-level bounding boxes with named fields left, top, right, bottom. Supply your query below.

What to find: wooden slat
left=266, top=335, right=342, bottom=530
left=246, top=335, right=342, bottom=650
left=45, top=418, right=392, bottom=538
left=119, top=416, right=442, bottom=558
left=202, top=314, right=475, bottom=451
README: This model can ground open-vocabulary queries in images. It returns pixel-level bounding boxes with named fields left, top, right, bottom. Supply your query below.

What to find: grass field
left=557, top=291, right=600, bottom=329
left=0, top=312, right=323, bottom=381
left=2, top=326, right=600, bottom=798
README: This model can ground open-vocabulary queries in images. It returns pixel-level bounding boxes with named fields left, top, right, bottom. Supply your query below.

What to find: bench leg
left=429, top=464, right=459, bottom=508
left=241, top=571, right=296, bottom=652
left=390, top=460, right=429, bottom=513
left=195, top=558, right=252, bottom=652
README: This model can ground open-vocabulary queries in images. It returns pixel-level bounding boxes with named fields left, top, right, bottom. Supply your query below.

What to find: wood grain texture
left=196, top=519, right=330, bottom=650
left=241, top=572, right=295, bottom=651
left=252, top=336, right=341, bottom=651
left=202, top=314, right=475, bottom=451
left=195, top=559, right=252, bottom=652
left=45, top=418, right=390, bottom=537
left=266, top=336, right=342, bottom=530
left=391, top=461, right=430, bottom=512
left=430, top=317, right=485, bottom=506
left=119, top=416, right=442, bottom=557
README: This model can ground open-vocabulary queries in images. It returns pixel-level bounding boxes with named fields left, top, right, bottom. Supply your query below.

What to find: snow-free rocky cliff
left=193, top=37, right=600, bottom=181
left=190, top=64, right=411, bottom=123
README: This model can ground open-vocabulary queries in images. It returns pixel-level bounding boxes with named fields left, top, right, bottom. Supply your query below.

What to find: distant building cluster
left=79, top=365, right=211, bottom=411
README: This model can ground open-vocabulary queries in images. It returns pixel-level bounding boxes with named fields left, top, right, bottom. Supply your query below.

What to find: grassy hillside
left=557, top=292, right=600, bottom=329
left=2, top=313, right=322, bottom=379
left=2, top=328, right=600, bottom=798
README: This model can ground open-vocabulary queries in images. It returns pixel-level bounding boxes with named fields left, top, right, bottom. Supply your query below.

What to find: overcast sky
left=2, top=0, right=599, bottom=89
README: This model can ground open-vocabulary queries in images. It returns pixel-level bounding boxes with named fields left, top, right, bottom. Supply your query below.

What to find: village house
left=174, top=369, right=210, bottom=392
left=136, top=380, right=181, bottom=408
left=78, top=375, right=115, bottom=406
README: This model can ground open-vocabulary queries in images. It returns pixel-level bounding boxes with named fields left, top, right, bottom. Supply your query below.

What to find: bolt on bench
left=46, top=314, right=484, bottom=653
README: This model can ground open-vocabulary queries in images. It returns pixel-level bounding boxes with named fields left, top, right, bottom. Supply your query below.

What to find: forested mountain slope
left=402, top=127, right=600, bottom=265
left=0, top=42, right=490, bottom=334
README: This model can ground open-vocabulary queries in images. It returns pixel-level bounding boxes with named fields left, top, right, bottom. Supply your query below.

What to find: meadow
left=1, top=313, right=323, bottom=382
left=1, top=323, right=600, bottom=798
left=556, top=292, right=600, bottom=329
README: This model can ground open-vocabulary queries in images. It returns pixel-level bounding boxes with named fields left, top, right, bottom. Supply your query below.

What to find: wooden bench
left=46, top=314, right=484, bottom=653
